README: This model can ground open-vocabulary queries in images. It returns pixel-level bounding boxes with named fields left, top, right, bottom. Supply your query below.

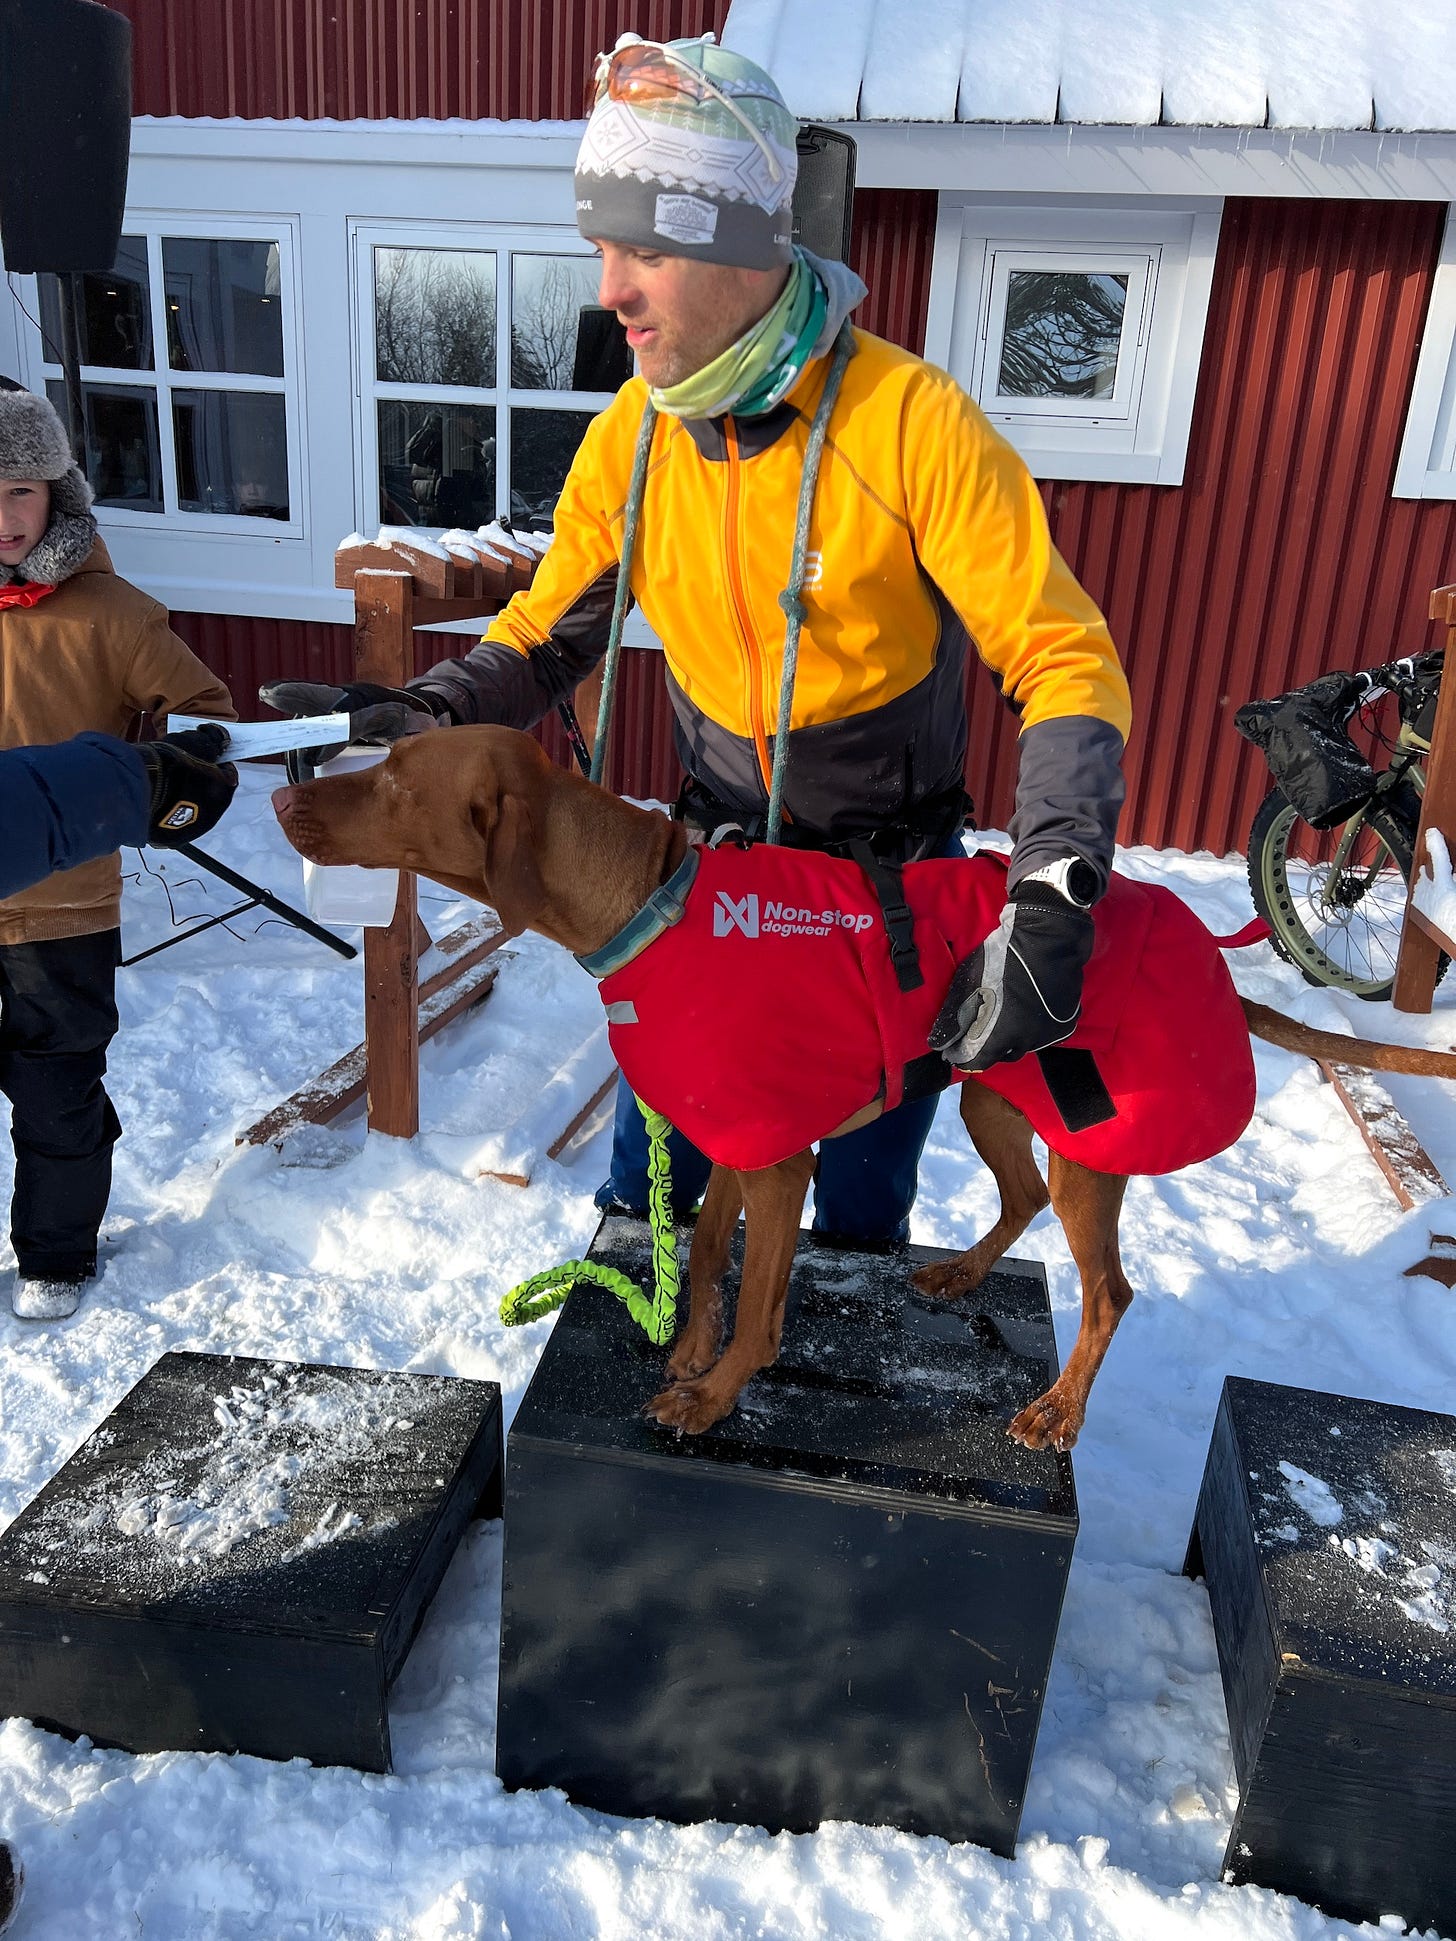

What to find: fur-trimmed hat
left=0, top=387, right=97, bottom=587
left=0, top=386, right=78, bottom=483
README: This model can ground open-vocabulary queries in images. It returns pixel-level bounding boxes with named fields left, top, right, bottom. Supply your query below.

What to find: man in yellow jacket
left=280, top=37, right=1132, bottom=1249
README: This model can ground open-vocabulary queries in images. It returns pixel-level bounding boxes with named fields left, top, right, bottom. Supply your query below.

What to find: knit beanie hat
left=0, top=387, right=97, bottom=587
left=575, top=36, right=798, bottom=270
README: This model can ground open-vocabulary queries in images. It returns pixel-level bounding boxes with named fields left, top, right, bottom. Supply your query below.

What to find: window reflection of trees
left=374, top=249, right=496, bottom=388
left=511, top=257, right=600, bottom=390
left=997, top=271, right=1128, bottom=400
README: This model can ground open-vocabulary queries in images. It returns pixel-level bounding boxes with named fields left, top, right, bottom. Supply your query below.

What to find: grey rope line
left=590, top=399, right=659, bottom=784
left=589, top=319, right=857, bottom=824
left=765, top=318, right=855, bottom=845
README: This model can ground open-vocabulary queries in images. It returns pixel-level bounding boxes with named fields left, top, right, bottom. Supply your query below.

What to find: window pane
left=374, top=248, right=495, bottom=388
left=45, top=380, right=162, bottom=512
left=173, top=390, right=289, bottom=519
left=511, top=409, right=594, bottom=530
left=37, top=238, right=153, bottom=370
left=163, top=239, right=284, bottom=377
left=997, top=271, right=1128, bottom=400
left=378, top=401, right=496, bottom=528
left=511, top=254, right=610, bottom=390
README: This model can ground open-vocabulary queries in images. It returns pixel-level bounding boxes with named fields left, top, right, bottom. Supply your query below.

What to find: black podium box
left=1185, top=1375, right=1456, bottom=1933
left=497, top=1215, right=1078, bottom=1852
left=0, top=1352, right=501, bottom=1772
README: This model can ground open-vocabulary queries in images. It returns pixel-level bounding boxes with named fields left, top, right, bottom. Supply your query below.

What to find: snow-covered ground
left=1, top=762, right=1455, bottom=1939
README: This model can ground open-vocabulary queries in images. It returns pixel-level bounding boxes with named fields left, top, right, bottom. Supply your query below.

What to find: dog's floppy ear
left=470, top=789, right=546, bottom=937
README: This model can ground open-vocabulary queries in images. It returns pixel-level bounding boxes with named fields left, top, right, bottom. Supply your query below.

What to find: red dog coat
left=591, top=845, right=1255, bottom=1177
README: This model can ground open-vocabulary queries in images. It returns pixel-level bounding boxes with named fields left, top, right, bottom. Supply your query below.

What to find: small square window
left=926, top=200, right=1221, bottom=485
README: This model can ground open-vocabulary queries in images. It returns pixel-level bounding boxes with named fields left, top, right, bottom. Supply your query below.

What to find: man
left=271, top=35, right=1131, bottom=1249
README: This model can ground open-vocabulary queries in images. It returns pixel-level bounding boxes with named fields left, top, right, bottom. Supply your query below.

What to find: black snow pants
left=0, top=929, right=122, bottom=1280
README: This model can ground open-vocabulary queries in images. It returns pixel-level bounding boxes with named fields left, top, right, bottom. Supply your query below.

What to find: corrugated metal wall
left=1047, top=197, right=1456, bottom=857
left=104, top=0, right=731, bottom=121
left=109, top=0, right=1456, bottom=852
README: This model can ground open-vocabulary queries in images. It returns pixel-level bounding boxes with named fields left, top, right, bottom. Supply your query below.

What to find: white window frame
left=924, top=197, right=1222, bottom=486
left=20, top=213, right=306, bottom=541
left=1394, top=203, right=1456, bottom=500
left=351, top=218, right=618, bottom=540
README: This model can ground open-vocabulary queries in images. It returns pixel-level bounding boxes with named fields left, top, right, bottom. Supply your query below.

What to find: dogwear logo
left=713, top=891, right=758, bottom=938
left=654, top=194, right=719, bottom=246
left=713, top=888, right=875, bottom=940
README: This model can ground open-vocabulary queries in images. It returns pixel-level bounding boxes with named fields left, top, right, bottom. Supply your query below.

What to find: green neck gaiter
left=648, top=250, right=828, bottom=422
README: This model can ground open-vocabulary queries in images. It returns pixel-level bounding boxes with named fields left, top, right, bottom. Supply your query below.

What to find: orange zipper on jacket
left=722, top=417, right=774, bottom=792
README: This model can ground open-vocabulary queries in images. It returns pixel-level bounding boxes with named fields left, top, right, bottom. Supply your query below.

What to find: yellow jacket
left=417, top=327, right=1130, bottom=878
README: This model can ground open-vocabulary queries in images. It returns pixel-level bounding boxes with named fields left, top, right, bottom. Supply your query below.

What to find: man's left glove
left=929, top=880, right=1095, bottom=1072
left=137, top=723, right=239, bottom=847
left=259, top=680, right=441, bottom=779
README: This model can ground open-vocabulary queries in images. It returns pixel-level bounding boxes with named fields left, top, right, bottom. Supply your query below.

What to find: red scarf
left=0, top=581, right=58, bottom=611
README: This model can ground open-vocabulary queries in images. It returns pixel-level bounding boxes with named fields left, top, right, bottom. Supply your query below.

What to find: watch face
left=1066, top=860, right=1098, bottom=907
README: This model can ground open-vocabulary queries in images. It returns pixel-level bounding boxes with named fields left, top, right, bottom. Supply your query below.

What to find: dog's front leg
left=645, top=1149, right=814, bottom=1435
left=1009, top=1157, right=1133, bottom=1453
left=665, top=1164, right=743, bottom=1381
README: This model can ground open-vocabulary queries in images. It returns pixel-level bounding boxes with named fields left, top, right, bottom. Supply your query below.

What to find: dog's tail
left=1242, top=998, right=1456, bottom=1077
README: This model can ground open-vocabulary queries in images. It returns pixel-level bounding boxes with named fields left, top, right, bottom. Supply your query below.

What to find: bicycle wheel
left=1246, top=786, right=1444, bottom=1001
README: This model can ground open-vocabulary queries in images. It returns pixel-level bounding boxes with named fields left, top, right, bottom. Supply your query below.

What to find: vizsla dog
left=273, top=727, right=1456, bottom=1452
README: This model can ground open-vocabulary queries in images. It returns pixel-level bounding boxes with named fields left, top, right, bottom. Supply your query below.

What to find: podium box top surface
left=1217, top=1375, right=1456, bottom=1699
left=0, top=1352, right=500, bottom=1642
left=512, top=1217, right=1076, bottom=1525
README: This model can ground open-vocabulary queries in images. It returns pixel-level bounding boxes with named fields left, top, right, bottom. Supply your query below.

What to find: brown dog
left=273, top=726, right=1456, bottom=1452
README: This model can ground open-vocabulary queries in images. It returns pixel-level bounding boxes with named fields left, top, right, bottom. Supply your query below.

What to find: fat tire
left=1246, top=786, right=1445, bottom=1001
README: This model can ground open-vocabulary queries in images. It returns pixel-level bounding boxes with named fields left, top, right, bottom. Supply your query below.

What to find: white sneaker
left=12, top=1276, right=87, bottom=1320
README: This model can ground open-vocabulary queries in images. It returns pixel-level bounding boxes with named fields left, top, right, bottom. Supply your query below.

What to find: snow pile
left=723, top=0, right=1456, bottom=130
left=0, top=768, right=1451, bottom=1932
left=1412, top=827, right=1456, bottom=946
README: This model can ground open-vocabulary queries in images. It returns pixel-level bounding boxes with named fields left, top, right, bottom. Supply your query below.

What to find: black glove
left=258, top=680, right=440, bottom=780
left=929, top=882, right=1095, bottom=1072
left=137, top=724, right=239, bottom=847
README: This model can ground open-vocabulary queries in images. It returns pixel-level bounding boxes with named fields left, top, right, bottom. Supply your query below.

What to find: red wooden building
left=3, top=0, right=1454, bottom=856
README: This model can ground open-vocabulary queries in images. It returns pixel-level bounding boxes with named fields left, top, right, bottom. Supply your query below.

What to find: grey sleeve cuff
left=1006, top=714, right=1126, bottom=899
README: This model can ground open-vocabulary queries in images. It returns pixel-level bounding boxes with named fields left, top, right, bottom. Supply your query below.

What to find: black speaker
left=0, top=0, right=133, bottom=276
left=792, top=126, right=857, bottom=264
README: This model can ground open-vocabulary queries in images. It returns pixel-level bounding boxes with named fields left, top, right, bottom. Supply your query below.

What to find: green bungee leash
left=499, top=1097, right=680, bottom=1345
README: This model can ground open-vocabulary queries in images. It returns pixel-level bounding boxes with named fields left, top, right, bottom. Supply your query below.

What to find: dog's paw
left=665, top=1330, right=721, bottom=1383
left=643, top=1377, right=737, bottom=1435
left=909, top=1258, right=979, bottom=1300
left=1009, top=1386, right=1084, bottom=1453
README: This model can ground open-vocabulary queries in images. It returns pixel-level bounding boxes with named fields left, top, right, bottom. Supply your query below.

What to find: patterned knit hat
left=575, top=36, right=798, bottom=270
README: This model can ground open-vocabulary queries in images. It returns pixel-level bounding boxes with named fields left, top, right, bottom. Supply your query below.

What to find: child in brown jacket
left=0, top=387, right=236, bottom=1319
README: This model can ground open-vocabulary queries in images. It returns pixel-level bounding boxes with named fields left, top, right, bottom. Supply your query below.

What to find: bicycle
left=1236, top=650, right=1444, bottom=1001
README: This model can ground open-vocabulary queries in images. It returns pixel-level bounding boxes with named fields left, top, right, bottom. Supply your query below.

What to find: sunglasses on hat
left=588, top=38, right=786, bottom=185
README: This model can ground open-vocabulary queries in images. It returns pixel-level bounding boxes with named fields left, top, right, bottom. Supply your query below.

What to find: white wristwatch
left=1019, top=857, right=1099, bottom=909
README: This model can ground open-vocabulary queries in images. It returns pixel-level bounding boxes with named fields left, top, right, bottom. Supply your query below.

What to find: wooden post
left=354, top=570, right=420, bottom=1136
left=1393, top=585, right=1456, bottom=1013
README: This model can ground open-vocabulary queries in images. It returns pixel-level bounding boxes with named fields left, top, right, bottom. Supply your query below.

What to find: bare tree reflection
left=375, top=249, right=497, bottom=388
left=512, top=258, right=599, bottom=390
left=997, top=271, right=1128, bottom=400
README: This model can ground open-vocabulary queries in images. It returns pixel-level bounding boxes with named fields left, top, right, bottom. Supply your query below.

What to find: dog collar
left=575, top=845, right=701, bottom=980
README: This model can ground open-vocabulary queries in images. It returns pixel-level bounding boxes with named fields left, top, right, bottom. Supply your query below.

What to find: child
left=0, top=386, right=237, bottom=1320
